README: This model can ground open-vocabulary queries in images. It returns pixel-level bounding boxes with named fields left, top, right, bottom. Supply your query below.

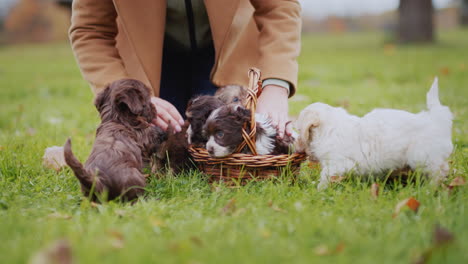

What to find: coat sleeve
left=249, top=0, right=302, bottom=96
left=69, top=0, right=129, bottom=95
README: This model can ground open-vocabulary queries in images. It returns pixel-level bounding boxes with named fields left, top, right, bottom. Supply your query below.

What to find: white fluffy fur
left=255, top=113, right=277, bottom=155
left=296, top=78, right=453, bottom=190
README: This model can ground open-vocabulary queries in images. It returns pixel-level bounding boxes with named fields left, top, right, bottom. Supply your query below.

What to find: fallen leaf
left=433, top=225, right=454, bottom=246
left=29, top=239, right=73, bottom=264
left=108, top=230, right=124, bottom=249
left=0, top=145, right=3, bottom=151
left=335, top=242, right=346, bottom=253
left=259, top=228, right=271, bottom=238
left=313, top=242, right=345, bottom=256
left=308, top=161, right=320, bottom=170
left=268, top=200, right=287, bottom=213
left=406, top=197, right=420, bottom=212
left=221, top=198, right=236, bottom=215
left=393, top=197, right=420, bottom=218
left=371, top=183, right=379, bottom=200
left=439, top=67, right=450, bottom=76
left=449, top=176, right=466, bottom=187
left=150, top=218, right=166, bottom=228
left=48, top=212, right=72, bottom=220
left=313, top=245, right=330, bottom=256
left=336, top=99, right=350, bottom=109
left=383, top=43, right=396, bottom=55
left=190, top=236, right=204, bottom=247
left=330, top=176, right=346, bottom=183
left=413, top=225, right=455, bottom=264
left=43, top=146, right=67, bottom=171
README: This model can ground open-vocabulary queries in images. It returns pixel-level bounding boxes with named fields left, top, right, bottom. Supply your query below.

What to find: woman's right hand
left=151, top=97, right=184, bottom=132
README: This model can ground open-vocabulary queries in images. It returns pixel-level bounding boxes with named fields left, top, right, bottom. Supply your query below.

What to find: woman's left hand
left=256, top=84, right=292, bottom=138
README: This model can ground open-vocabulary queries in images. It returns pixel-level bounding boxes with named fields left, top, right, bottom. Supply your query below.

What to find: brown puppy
left=154, top=121, right=194, bottom=174
left=64, top=79, right=166, bottom=202
left=185, top=95, right=224, bottom=146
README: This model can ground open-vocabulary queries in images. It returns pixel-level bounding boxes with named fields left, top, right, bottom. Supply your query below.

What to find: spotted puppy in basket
left=296, top=78, right=453, bottom=190
left=204, top=104, right=296, bottom=157
left=185, top=85, right=247, bottom=146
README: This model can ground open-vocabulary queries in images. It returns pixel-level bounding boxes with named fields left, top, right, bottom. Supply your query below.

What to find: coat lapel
left=204, top=0, right=240, bottom=62
left=113, top=0, right=166, bottom=95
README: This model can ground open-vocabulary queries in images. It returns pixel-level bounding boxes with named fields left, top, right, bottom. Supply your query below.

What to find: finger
left=277, top=116, right=286, bottom=139
left=154, top=117, right=168, bottom=131
left=269, top=112, right=279, bottom=131
left=285, top=121, right=293, bottom=137
left=157, top=109, right=181, bottom=132
left=157, top=100, right=184, bottom=126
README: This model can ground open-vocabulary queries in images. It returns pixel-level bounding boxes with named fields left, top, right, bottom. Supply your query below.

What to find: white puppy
left=296, top=78, right=453, bottom=190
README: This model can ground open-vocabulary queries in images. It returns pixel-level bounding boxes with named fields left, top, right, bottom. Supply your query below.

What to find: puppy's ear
left=233, top=105, right=251, bottom=122
left=185, top=98, right=195, bottom=118
left=94, top=86, right=112, bottom=113
left=297, top=110, right=320, bottom=144
left=113, top=85, right=145, bottom=116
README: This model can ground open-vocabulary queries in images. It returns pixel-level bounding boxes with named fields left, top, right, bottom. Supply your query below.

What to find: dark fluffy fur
left=64, top=79, right=166, bottom=202
left=185, top=95, right=224, bottom=146
left=154, top=121, right=194, bottom=174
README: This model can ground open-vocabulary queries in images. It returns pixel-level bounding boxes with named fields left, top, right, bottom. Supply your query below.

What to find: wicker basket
left=188, top=68, right=307, bottom=185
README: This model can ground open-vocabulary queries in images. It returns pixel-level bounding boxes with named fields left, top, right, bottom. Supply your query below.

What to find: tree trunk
left=462, top=0, right=468, bottom=26
left=398, top=0, right=434, bottom=43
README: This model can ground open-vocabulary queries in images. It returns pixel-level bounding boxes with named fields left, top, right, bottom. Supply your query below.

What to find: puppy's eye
left=233, top=97, right=239, bottom=103
left=215, top=131, right=224, bottom=139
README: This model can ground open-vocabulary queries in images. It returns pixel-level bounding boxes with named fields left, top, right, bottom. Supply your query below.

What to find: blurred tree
left=462, top=0, right=468, bottom=25
left=398, top=0, right=434, bottom=43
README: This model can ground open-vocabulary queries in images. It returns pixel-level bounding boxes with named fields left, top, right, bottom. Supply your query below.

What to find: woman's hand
left=150, top=97, right=184, bottom=132
left=256, top=85, right=292, bottom=138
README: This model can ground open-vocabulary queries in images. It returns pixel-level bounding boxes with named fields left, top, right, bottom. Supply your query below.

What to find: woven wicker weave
left=188, top=68, right=307, bottom=185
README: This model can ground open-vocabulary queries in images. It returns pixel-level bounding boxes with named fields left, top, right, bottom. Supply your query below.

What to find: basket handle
left=234, top=68, right=262, bottom=155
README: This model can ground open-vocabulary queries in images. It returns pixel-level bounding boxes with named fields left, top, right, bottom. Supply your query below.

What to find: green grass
left=1, top=30, right=467, bottom=263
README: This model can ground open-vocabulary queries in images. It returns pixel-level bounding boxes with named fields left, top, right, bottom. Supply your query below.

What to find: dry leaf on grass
left=393, top=197, right=420, bottom=218
left=43, top=146, right=67, bottom=171
left=371, top=183, right=379, bottom=200
left=29, top=239, right=73, bottom=264
left=48, top=212, right=72, bottom=220
left=330, top=176, right=346, bottom=183
left=413, top=225, right=455, bottom=264
left=189, top=236, right=204, bottom=247
left=307, top=161, right=321, bottom=170
left=268, top=200, right=287, bottom=213
left=313, top=242, right=346, bottom=256
left=221, top=198, right=236, bottom=215
left=259, top=228, right=271, bottom=238
left=108, top=230, right=125, bottom=249
left=433, top=225, right=454, bottom=246
left=150, top=218, right=166, bottom=228
left=449, top=176, right=466, bottom=187
left=439, top=67, right=450, bottom=76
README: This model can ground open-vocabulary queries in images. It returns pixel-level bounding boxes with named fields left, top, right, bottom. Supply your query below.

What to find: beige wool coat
left=69, top=0, right=302, bottom=97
